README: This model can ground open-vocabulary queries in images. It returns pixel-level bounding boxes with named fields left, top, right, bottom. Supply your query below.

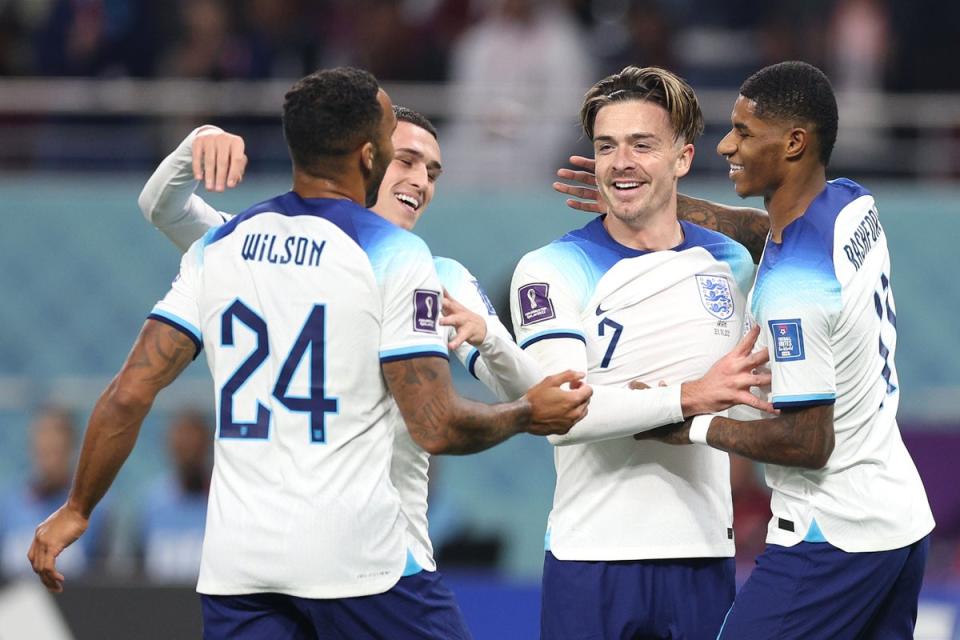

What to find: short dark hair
left=580, top=66, right=703, bottom=144
left=739, top=61, right=838, bottom=165
left=393, top=106, right=438, bottom=141
left=282, top=67, right=383, bottom=172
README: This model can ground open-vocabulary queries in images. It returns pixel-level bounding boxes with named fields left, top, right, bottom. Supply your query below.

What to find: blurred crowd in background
left=1, top=0, right=959, bottom=178
left=0, top=0, right=955, bottom=91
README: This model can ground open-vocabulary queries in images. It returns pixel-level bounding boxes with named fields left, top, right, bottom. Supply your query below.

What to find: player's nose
left=717, top=131, right=736, bottom=158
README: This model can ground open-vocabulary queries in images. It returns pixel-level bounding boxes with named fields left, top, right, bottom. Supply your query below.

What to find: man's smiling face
left=371, top=121, right=443, bottom=229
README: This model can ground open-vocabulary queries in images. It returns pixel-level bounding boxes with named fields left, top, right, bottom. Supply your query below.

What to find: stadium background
left=1, top=0, right=958, bottom=638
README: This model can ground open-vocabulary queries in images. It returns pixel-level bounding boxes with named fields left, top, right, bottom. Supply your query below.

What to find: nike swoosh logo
left=595, top=303, right=608, bottom=315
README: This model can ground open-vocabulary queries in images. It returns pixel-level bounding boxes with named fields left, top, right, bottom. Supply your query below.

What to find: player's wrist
left=65, top=495, right=92, bottom=521
left=679, top=380, right=710, bottom=417
left=515, top=395, right=535, bottom=432
left=688, top=414, right=714, bottom=445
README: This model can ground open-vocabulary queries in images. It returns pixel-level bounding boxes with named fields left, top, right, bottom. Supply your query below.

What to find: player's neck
left=292, top=170, right=365, bottom=205
left=765, top=165, right=827, bottom=243
left=603, top=203, right=683, bottom=251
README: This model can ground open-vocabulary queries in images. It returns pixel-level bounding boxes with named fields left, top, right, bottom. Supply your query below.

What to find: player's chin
left=731, top=177, right=757, bottom=199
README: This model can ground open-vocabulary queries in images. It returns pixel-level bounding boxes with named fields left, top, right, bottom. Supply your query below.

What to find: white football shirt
left=151, top=193, right=448, bottom=598
left=140, top=128, right=541, bottom=573
left=749, top=178, right=934, bottom=552
left=512, top=217, right=755, bottom=561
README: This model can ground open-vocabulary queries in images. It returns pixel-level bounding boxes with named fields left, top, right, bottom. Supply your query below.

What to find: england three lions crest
left=696, top=275, right=734, bottom=320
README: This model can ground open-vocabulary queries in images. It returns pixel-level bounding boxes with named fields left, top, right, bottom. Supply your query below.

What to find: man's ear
left=785, top=127, right=808, bottom=161
left=361, top=141, right=375, bottom=171
left=675, top=142, right=695, bottom=179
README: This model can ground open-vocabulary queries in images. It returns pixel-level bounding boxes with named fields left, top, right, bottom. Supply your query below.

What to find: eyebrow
left=396, top=147, right=443, bottom=173
left=593, top=132, right=660, bottom=144
left=733, top=122, right=750, bottom=133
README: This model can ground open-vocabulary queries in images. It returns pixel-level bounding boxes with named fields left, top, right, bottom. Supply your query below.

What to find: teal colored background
left=1, top=174, right=957, bottom=577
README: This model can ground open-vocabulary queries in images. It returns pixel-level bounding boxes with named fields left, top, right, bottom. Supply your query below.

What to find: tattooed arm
left=382, top=357, right=591, bottom=456
left=637, top=404, right=835, bottom=469
left=676, top=194, right=770, bottom=263
left=29, top=320, right=196, bottom=591
left=554, top=155, right=771, bottom=262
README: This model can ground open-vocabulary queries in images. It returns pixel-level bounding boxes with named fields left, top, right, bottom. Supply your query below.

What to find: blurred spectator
left=239, top=0, right=319, bottom=78
left=827, top=0, right=891, bottom=161
left=0, top=405, right=110, bottom=579
left=32, top=0, right=161, bottom=76
left=162, top=0, right=252, bottom=79
left=137, top=409, right=211, bottom=583
left=441, top=0, right=594, bottom=186
left=827, top=0, right=889, bottom=92
left=594, top=0, right=677, bottom=75
left=328, top=0, right=448, bottom=81
left=729, top=454, right=770, bottom=577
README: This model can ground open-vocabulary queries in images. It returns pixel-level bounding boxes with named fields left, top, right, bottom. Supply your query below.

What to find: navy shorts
left=541, top=551, right=736, bottom=640
left=201, top=569, right=472, bottom=640
left=718, top=535, right=930, bottom=640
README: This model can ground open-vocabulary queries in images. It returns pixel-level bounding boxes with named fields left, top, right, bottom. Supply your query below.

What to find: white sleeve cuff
left=689, top=414, right=714, bottom=445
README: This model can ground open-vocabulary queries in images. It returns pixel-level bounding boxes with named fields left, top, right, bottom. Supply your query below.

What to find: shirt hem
left=765, top=519, right=935, bottom=553
left=196, top=571, right=403, bottom=599
left=547, top=542, right=735, bottom=561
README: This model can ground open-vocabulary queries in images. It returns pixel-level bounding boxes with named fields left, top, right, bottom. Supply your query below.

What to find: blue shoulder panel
left=677, top=221, right=755, bottom=294
left=204, top=192, right=369, bottom=247
left=200, top=191, right=430, bottom=281
left=354, top=212, right=433, bottom=281
left=537, top=217, right=639, bottom=307
left=751, top=180, right=864, bottom=318
left=432, top=256, right=468, bottom=292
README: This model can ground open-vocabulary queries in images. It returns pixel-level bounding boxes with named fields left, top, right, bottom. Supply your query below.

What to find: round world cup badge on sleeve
left=413, top=289, right=440, bottom=333
left=518, top=283, right=556, bottom=326
left=695, top=275, right=734, bottom=320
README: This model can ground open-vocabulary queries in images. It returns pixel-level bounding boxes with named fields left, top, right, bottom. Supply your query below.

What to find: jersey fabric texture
left=749, top=178, right=934, bottom=552
left=151, top=192, right=448, bottom=598
left=511, top=216, right=754, bottom=562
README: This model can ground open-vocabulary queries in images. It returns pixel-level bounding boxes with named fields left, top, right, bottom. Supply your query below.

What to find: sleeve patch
left=473, top=279, right=497, bottom=315
left=518, top=282, right=556, bottom=326
left=769, top=319, right=805, bottom=361
left=413, top=289, right=440, bottom=334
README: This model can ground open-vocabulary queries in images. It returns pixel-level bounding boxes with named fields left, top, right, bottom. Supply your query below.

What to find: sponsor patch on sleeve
left=518, top=282, right=556, bottom=326
left=768, top=319, right=805, bottom=361
left=413, top=289, right=440, bottom=333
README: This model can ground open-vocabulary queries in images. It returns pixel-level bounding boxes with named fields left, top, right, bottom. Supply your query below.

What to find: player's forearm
left=440, top=395, right=532, bottom=455
left=677, top=194, right=770, bottom=263
left=139, top=128, right=204, bottom=223
left=548, top=383, right=682, bottom=446
left=138, top=126, right=225, bottom=252
left=68, top=379, right=152, bottom=518
left=473, top=330, right=543, bottom=401
left=703, top=405, right=835, bottom=469
left=68, top=320, right=197, bottom=516
left=384, top=356, right=531, bottom=455
left=403, top=391, right=531, bottom=455
left=521, top=338, right=682, bottom=445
